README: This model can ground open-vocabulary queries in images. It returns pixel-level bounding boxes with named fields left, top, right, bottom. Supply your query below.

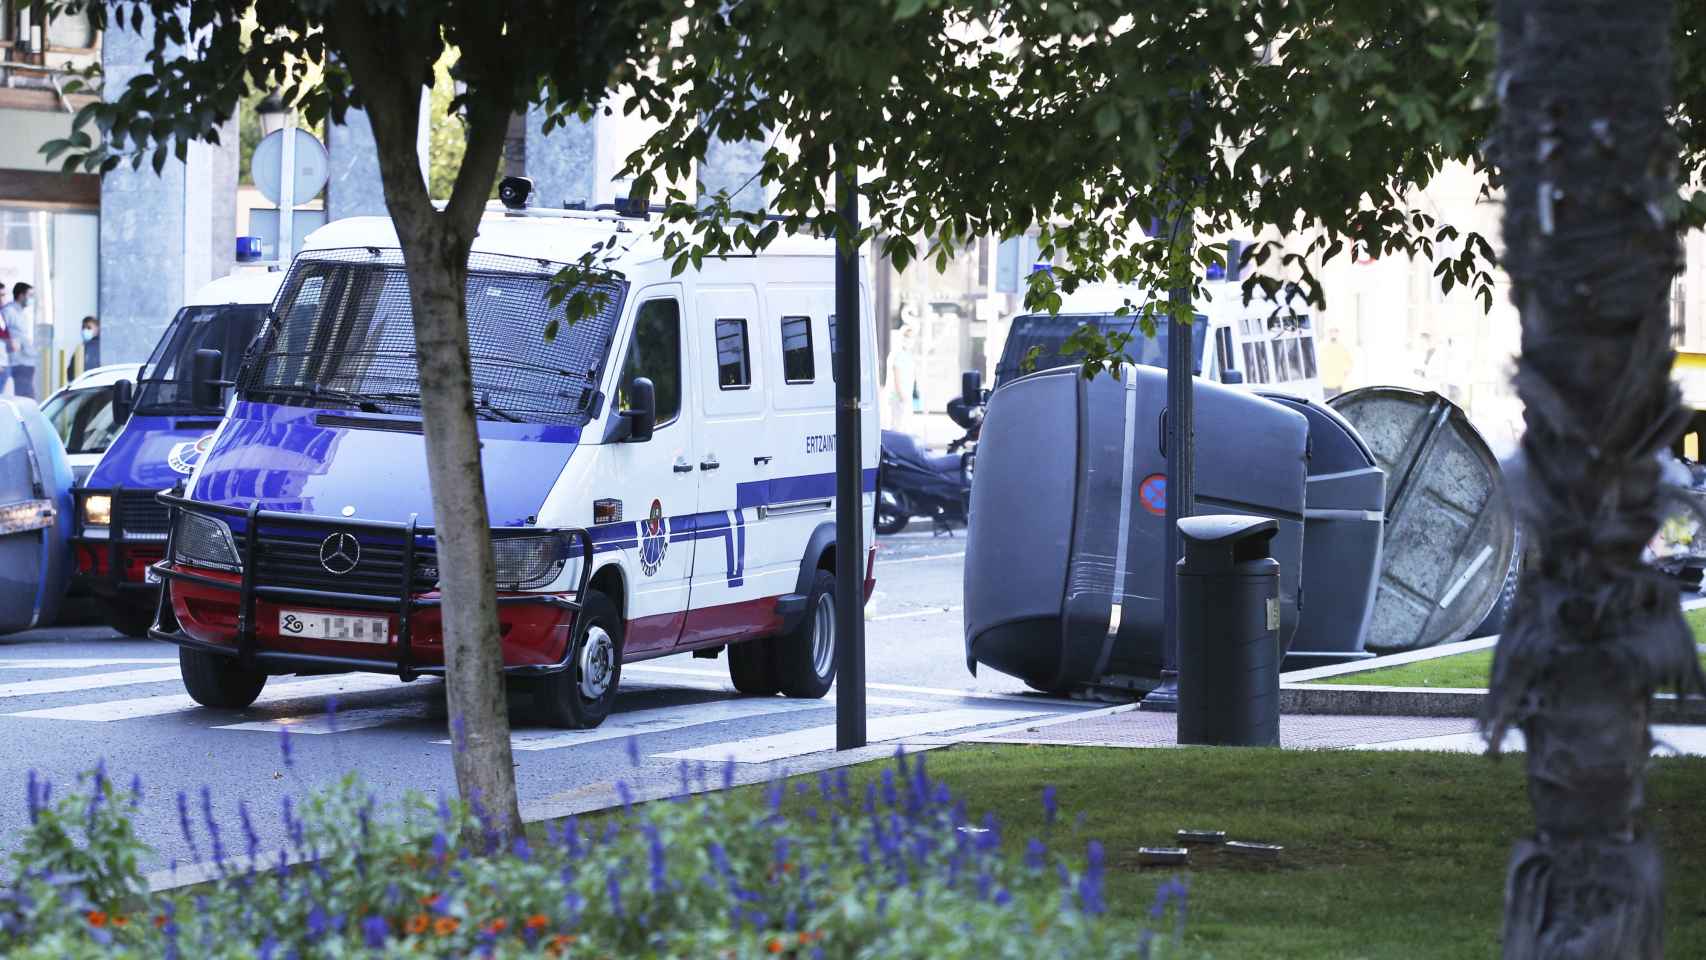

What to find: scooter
left=875, top=374, right=983, bottom=536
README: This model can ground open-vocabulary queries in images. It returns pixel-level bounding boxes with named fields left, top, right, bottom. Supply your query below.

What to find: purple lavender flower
left=880, top=768, right=897, bottom=808
left=647, top=824, right=669, bottom=893
left=679, top=760, right=693, bottom=796
left=129, top=772, right=144, bottom=810
left=766, top=782, right=784, bottom=814
left=324, top=696, right=340, bottom=732
left=722, top=758, right=737, bottom=791
left=306, top=905, right=329, bottom=940
left=362, top=914, right=389, bottom=948
left=1025, top=837, right=1046, bottom=869
left=1078, top=840, right=1107, bottom=915
left=200, top=785, right=226, bottom=866
left=626, top=736, right=641, bottom=767
left=176, top=790, right=201, bottom=861
left=514, top=834, right=533, bottom=862
left=616, top=780, right=633, bottom=811
left=258, top=935, right=278, bottom=960
left=451, top=714, right=468, bottom=753
left=278, top=726, right=294, bottom=768
left=239, top=801, right=261, bottom=860
left=25, top=770, right=38, bottom=824
left=995, top=887, right=1012, bottom=907
left=1042, top=785, right=1057, bottom=825
left=606, top=867, right=625, bottom=919
left=708, top=841, right=733, bottom=877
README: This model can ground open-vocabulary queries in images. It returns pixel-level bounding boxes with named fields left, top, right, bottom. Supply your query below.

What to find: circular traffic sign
left=1139, top=473, right=1167, bottom=516
left=251, top=127, right=329, bottom=207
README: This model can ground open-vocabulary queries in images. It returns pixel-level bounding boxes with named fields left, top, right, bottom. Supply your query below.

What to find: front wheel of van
left=532, top=589, right=624, bottom=729
left=776, top=570, right=837, bottom=699
left=179, top=647, right=266, bottom=709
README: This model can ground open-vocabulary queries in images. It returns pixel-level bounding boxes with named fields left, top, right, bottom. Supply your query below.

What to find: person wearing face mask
left=0, top=283, right=37, bottom=399
left=68, top=316, right=101, bottom=381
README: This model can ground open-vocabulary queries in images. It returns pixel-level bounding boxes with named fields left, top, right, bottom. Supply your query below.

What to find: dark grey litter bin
left=1176, top=515, right=1280, bottom=747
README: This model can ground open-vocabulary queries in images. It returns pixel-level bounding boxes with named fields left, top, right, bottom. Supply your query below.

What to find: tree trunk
left=328, top=9, right=523, bottom=837
left=1487, top=1, right=1701, bottom=956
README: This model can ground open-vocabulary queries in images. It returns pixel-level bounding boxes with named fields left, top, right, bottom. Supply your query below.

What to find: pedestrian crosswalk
left=0, top=655, right=1085, bottom=763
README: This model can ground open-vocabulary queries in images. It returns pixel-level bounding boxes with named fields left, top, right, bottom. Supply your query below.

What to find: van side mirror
left=621, top=377, right=656, bottom=442
left=960, top=370, right=984, bottom=407
left=191, top=348, right=225, bottom=410
left=111, top=379, right=134, bottom=424
left=1221, top=369, right=1245, bottom=385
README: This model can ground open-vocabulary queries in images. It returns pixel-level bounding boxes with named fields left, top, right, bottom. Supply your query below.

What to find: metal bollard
left=1176, top=515, right=1281, bottom=746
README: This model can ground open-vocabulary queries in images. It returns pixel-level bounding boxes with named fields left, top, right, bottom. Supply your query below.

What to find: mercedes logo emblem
left=319, top=532, right=361, bottom=575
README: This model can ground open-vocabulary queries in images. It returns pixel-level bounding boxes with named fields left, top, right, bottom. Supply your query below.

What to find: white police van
left=992, top=280, right=1323, bottom=402
left=150, top=198, right=878, bottom=728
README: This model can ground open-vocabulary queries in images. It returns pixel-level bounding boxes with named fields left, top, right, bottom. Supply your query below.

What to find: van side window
left=618, top=299, right=683, bottom=424
left=780, top=315, right=814, bottom=383
left=715, top=318, right=751, bottom=389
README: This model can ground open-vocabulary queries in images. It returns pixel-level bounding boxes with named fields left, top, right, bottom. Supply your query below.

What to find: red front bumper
left=168, top=565, right=576, bottom=671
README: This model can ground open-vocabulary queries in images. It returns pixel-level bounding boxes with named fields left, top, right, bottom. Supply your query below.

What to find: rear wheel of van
left=728, top=637, right=780, bottom=696
left=179, top=647, right=267, bottom=709
left=104, top=599, right=155, bottom=638
left=775, top=570, right=837, bottom=699
left=532, top=589, right=624, bottom=729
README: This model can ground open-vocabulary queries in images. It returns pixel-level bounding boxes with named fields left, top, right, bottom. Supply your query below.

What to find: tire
left=179, top=647, right=266, bottom=709
left=728, top=636, right=780, bottom=696
left=775, top=569, right=838, bottom=699
left=875, top=489, right=910, bottom=535
left=104, top=598, right=156, bottom=638
left=531, top=589, right=624, bottom=729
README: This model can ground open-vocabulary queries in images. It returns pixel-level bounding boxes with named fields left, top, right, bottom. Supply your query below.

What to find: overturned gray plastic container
left=964, top=363, right=1308, bottom=694
left=1327, top=387, right=1517, bottom=653
left=1258, top=393, right=1385, bottom=669
left=0, top=397, right=74, bottom=635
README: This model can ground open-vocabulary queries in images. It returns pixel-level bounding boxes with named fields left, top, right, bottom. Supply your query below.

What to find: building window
left=715, top=318, right=751, bottom=389
left=780, top=315, right=814, bottom=383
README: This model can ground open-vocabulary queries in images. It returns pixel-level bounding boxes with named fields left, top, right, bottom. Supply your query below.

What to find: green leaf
left=1094, top=103, right=1120, bottom=139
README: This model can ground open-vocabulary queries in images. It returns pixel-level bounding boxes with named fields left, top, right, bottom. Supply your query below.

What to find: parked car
left=39, top=363, right=145, bottom=485
left=149, top=189, right=879, bottom=728
left=0, top=397, right=74, bottom=636
left=72, top=269, right=282, bottom=637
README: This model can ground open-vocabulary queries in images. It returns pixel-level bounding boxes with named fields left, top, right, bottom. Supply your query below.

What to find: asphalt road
left=0, top=532, right=1080, bottom=873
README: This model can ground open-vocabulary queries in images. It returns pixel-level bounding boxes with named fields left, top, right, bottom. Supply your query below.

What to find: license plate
left=278, top=610, right=389, bottom=644
left=144, top=566, right=161, bottom=585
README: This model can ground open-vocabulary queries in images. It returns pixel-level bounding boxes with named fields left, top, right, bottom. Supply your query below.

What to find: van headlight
left=83, top=494, right=112, bottom=528
left=173, top=512, right=242, bottom=572
left=493, top=533, right=569, bottom=591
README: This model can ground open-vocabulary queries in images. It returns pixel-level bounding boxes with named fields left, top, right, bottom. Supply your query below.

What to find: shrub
left=0, top=749, right=1189, bottom=958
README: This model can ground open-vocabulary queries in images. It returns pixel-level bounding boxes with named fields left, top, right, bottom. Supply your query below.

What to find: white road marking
left=484, top=697, right=833, bottom=752
left=868, top=604, right=961, bottom=622
left=218, top=704, right=429, bottom=735
left=623, top=662, right=1080, bottom=708
left=875, top=551, right=966, bottom=567
left=7, top=673, right=428, bottom=722
left=0, top=658, right=176, bottom=670
left=0, top=667, right=183, bottom=701
left=654, top=707, right=1052, bottom=764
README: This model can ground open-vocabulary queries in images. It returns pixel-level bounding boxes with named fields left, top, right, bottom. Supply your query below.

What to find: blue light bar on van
left=1205, top=261, right=1226, bottom=281
left=235, top=236, right=264, bottom=263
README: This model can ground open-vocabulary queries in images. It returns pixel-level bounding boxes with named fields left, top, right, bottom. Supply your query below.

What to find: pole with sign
left=251, top=124, right=329, bottom=267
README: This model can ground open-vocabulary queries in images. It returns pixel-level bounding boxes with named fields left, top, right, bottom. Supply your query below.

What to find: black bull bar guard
left=147, top=492, right=595, bottom=683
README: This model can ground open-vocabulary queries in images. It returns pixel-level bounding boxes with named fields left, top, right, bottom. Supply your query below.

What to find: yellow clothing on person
left=1321, top=340, right=1353, bottom=393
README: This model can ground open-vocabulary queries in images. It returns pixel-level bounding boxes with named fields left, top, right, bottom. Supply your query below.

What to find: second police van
left=149, top=198, right=879, bottom=728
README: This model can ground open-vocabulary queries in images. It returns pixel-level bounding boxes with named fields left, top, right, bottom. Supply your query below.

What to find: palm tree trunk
left=1488, top=0, right=1701, bottom=956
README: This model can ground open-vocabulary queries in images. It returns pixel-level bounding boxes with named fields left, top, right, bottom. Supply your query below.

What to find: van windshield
left=240, top=250, right=626, bottom=427
left=995, top=312, right=1207, bottom=388
left=135, top=303, right=268, bottom=414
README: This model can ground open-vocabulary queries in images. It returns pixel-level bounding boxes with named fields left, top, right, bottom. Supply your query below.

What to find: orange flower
left=484, top=918, right=508, bottom=934
left=86, top=911, right=107, bottom=928
left=783, top=861, right=796, bottom=874
left=154, top=915, right=167, bottom=929
left=112, top=915, right=129, bottom=928
left=420, top=893, right=442, bottom=908
left=767, top=937, right=785, bottom=954
left=434, top=916, right=460, bottom=936
left=798, top=931, right=815, bottom=945
left=525, top=914, right=550, bottom=931
left=546, top=933, right=578, bottom=956
left=407, top=914, right=431, bottom=935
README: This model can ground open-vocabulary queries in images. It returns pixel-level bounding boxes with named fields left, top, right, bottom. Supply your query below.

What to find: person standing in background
left=0, top=286, right=11, bottom=397
left=68, top=316, right=101, bottom=381
left=1, top=283, right=37, bottom=400
left=1320, top=326, right=1354, bottom=398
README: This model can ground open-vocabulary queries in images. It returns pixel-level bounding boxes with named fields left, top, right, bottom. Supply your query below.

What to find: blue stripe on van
left=587, top=468, right=876, bottom=588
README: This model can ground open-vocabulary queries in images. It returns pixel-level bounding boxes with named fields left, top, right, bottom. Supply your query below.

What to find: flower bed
left=0, top=750, right=1186, bottom=958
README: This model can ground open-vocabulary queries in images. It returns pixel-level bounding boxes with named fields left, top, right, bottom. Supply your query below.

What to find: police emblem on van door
left=639, top=499, right=668, bottom=577
left=166, top=434, right=216, bottom=475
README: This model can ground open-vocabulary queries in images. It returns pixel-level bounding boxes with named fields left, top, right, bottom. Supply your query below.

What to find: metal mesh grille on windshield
left=239, top=248, right=626, bottom=427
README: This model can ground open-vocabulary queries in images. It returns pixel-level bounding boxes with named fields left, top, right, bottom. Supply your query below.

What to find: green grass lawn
left=733, top=745, right=1706, bottom=959
left=1309, top=606, right=1706, bottom=688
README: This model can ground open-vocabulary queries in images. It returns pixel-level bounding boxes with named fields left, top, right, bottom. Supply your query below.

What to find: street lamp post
left=834, top=166, right=867, bottom=751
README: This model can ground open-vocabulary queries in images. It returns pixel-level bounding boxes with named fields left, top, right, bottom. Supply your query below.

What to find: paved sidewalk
left=971, top=707, right=1706, bottom=756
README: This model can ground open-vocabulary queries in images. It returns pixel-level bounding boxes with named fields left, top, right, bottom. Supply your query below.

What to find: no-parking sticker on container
left=1139, top=473, right=1167, bottom=516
